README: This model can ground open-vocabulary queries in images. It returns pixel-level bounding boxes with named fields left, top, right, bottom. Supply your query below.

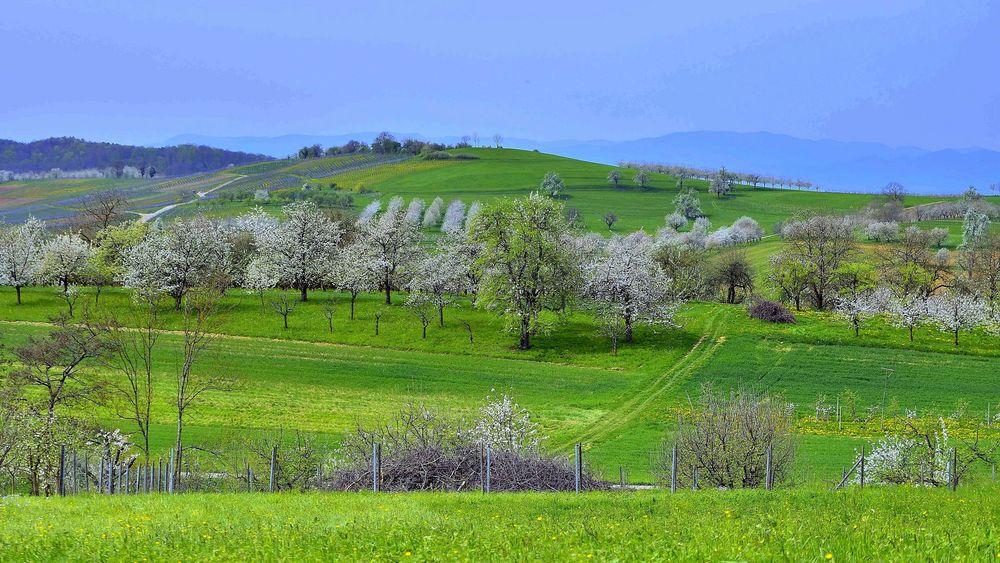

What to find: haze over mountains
left=166, top=131, right=1000, bottom=196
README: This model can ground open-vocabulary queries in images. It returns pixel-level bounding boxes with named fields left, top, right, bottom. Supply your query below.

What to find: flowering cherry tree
left=328, top=241, right=378, bottom=319
left=441, top=199, right=467, bottom=234
left=0, top=217, right=46, bottom=303
left=887, top=292, right=929, bottom=341
left=121, top=217, right=227, bottom=308
left=358, top=204, right=422, bottom=304
left=834, top=287, right=890, bottom=337
left=40, top=233, right=93, bottom=292
left=925, top=291, right=989, bottom=345
left=583, top=231, right=680, bottom=350
left=256, top=201, right=343, bottom=302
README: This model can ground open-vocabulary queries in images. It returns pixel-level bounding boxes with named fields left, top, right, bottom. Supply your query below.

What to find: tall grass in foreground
left=1, top=487, right=998, bottom=561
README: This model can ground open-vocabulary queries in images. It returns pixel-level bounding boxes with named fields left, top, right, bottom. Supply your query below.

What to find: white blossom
left=404, top=198, right=425, bottom=226
left=358, top=200, right=382, bottom=224
left=423, top=197, right=444, bottom=228
left=925, top=291, right=989, bottom=345
left=0, top=217, right=47, bottom=301
left=39, top=233, right=92, bottom=290
left=441, top=199, right=467, bottom=234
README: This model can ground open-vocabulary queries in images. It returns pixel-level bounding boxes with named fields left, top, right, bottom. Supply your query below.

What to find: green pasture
left=2, top=285, right=997, bottom=482
left=2, top=486, right=999, bottom=561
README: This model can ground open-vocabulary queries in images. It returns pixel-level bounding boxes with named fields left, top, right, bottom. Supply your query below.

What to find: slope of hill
left=504, top=131, right=1000, bottom=195
left=167, top=131, right=1000, bottom=195
left=0, top=137, right=272, bottom=176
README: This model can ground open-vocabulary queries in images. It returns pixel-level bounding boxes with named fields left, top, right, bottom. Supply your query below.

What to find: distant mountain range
left=165, top=131, right=1000, bottom=195
left=0, top=137, right=271, bottom=176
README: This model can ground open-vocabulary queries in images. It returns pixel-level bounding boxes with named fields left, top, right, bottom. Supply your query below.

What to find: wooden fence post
left=269, top=446, right=277, bottom=493
left=485, top=446, right=491, bottom=494
left=371, top=443, right=381, bottom=493
left=670, top=445, right=678, bottom=494
left=479, top=447, right=485, bottom=494
left=58, top=445, right=66, bottom=497
left=575, top=443, right=582, bottom=494
left=167, top=449, right=174, bottom=494
left=859, top=446, right=866, bottom=488
left=764, top=444, right=774, bottom=491
left=951, top=448, right=958, bottom=491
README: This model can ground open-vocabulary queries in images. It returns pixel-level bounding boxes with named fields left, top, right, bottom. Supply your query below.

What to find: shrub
left=748, top=300, right=796, bottom=324
left=327, top=400, right=604, bottom=492
left=657, top=385, right=797, bottom=489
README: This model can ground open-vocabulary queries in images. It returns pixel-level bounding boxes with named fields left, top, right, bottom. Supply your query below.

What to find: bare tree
left=659, top=385, right=797, bottom=489
left=97, top=295, right=161, bottom=455
left=492, top=134, right=503, bottom=148
left=270, top=292, right=295, bottom=330
left=322, top=298, right=337, bottom=333
left=603, top=212, right=618, bottom=231
left=77, top=190, right=129, bottom=235
left=172, top=281, right=234, bottom=489
left=8, top=316, right=108, bottom=494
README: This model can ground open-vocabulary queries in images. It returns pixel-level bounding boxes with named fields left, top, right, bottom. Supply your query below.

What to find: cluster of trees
left=0, top=137, right=269, bottom=178
left=0, top=194, right=688, bottom=354
left=294, top=131, right=504, bottom=160
left=619, top=161, right=818, bottom=191
left=763, top=212, right=1000, bottom=344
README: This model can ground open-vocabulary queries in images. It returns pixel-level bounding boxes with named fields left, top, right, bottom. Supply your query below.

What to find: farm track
left=0, top=318, right=614, bottom=371
left=553, top=309, right=727, bottom=451
left=135, top=175, right=245, bottom=222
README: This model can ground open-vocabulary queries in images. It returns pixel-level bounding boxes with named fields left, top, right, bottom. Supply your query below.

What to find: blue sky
left=2, top=0, right=997, bottom=149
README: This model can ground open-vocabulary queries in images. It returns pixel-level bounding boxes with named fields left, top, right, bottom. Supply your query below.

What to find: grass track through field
left=553, top=309, right=727, bottom=451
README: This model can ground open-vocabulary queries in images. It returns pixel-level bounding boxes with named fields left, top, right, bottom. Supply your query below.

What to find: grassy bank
left=2, top=487, right=998, bottom=561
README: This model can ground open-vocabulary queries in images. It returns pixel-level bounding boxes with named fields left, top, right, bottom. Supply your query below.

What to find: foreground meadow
left=2, top=487, right=998, bottom=561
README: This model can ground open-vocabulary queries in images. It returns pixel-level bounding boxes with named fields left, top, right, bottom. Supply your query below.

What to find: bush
left=748, top=300, right=796, bottom=324
left=658, top=385, right=797, bottom=489
left=327, top=401, right=605, bottom=492
left=423, top=152, right=480, bottom=161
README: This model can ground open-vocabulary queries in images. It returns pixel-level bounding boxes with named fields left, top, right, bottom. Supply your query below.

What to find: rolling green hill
left=1, top=147, right=997, bottom=487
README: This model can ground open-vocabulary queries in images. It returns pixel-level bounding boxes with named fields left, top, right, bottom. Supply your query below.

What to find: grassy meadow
left=2, top=487, right=999, bottom=561
left=2, top=282, right=997, bottom=483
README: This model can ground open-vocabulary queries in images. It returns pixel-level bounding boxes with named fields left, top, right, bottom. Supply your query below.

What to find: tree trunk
left=62, top=279, right=69, bottom=292
left=794, top=296, right=800, bottom=311
left=15, top=285, right=21, bottom=305
left=174, top=293, right=183, bottom=311
left=727, top=285, right=736, bottom=304
left=384, top=274, right=392, bottom=304
left=173, top=412, right=184, bottom=490
left=94, top=285, right=102, bottom=305
left=624, top=313, right=634, bottom=343
left=300, top=286, right=308, bottom=302
left=283, top=315, right=288, bottom=329
left=519, top=316, right=531, bottom=350
left=350, top=295, right=356, bottom=320
left=422, top=324, right=427, bottom=339
left=439, top=305, right=444, bottom=327
left=954, top=329, right=959, bottom=346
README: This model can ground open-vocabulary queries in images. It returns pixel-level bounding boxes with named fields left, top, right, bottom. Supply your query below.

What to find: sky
left=2, top=0, right=998, bottom=150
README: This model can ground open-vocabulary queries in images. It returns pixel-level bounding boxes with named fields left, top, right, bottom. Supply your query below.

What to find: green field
left=2, top=283, right=997, bottom=483
left=2, top=487, right=999, bottom=561
left=5, top=148, right=989, bottom=241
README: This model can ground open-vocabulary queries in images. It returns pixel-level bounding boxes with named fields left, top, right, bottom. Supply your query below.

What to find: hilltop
left=0, top=137, right=271, bottom=177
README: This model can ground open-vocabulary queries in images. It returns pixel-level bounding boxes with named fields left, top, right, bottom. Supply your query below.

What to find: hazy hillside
left=503, top=131, right=1000, bottom=195
left=0, top=137, right=271, bottom=176
left=173, top=131, right=1000, bottom=195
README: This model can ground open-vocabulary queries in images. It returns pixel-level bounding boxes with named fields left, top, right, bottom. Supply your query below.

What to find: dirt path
left=552, top=308, right=727, bottom=451
left=135, top=175, right=245, bottom=223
